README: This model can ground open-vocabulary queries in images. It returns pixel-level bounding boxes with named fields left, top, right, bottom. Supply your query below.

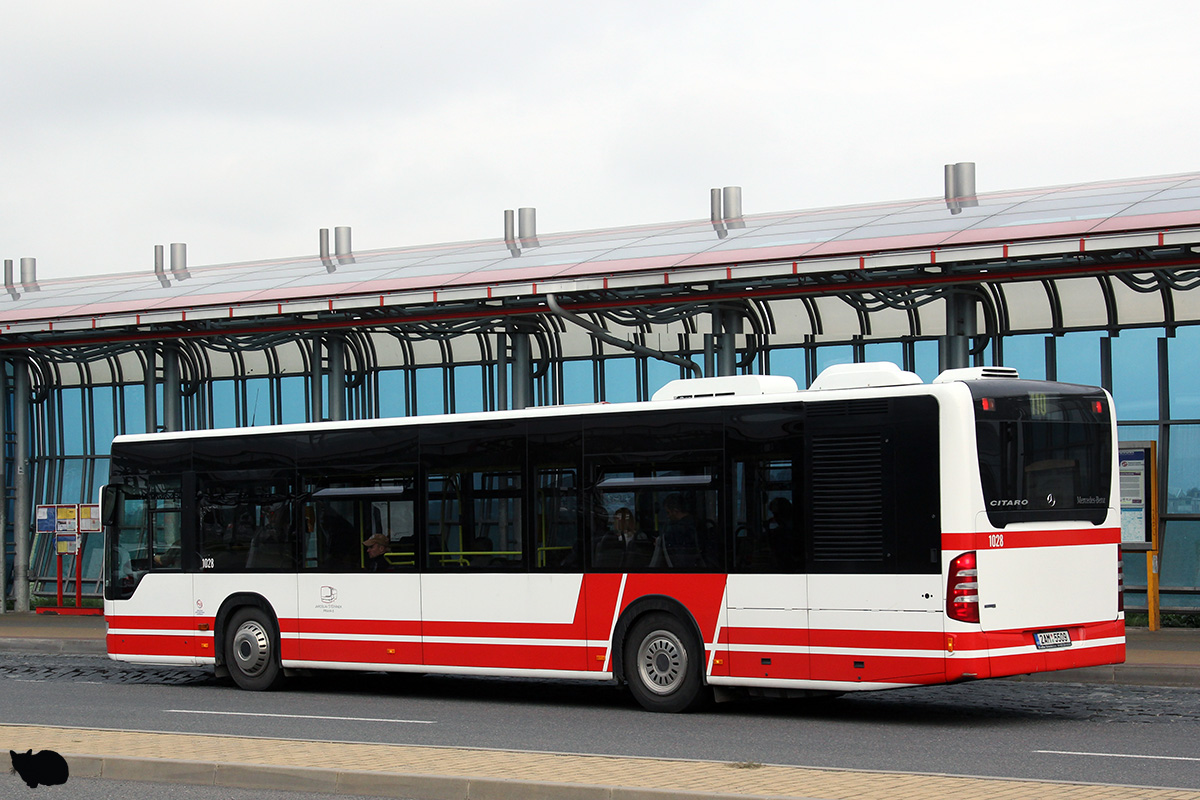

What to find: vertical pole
left=144, top=346, right=157, bottom=433
left=162, top=347, right=182, bottom=432
left=717, top=310, right=737, bottom=377
left=943, top=290, right=975, bottom=370
left=328, top=337, right=345, bottom=421
left=13, top=361, right=30, bottom=612
left=512, top=334, right=532, bottom=410
left=74, top=535, right=83, bottom=608
left=496, top=332, right=509, bottom=411
left=311, top=335, right=323, bottom=422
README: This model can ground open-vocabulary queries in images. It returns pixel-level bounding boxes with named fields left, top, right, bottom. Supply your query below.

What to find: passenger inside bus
left=362, top=532, right=392, bottom=571
left=593, top=507, right=652, bottom=570
left=650, top=492, right=704, bottom=569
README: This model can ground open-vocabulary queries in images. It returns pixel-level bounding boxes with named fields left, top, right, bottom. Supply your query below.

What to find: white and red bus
left=102, top=362, right=1123, bottom=712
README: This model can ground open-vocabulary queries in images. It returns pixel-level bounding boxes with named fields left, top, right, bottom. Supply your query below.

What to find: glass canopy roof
left=3, top=171, right=1199, bottom=332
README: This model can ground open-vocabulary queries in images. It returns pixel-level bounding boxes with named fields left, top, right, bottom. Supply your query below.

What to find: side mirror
left=100, top=484, right=121, bottom=526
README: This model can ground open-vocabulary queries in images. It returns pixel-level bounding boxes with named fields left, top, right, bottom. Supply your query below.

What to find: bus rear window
left=972, top=383, right=1112, bottom=527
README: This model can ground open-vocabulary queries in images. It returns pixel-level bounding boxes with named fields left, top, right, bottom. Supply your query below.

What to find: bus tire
left=624, top=612, right=706, bottom=713
left=225, top=607, right=283, bottom=691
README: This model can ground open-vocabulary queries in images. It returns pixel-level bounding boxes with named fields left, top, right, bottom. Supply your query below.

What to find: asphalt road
left=3, top=653, right=1200, bottom=792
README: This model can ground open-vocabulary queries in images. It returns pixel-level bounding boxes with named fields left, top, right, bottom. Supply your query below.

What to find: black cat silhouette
left=10, top=749, right=69, bottom=788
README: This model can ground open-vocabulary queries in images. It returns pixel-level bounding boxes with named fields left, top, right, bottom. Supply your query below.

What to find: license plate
left=1034, top=630, right=1072, bottom=650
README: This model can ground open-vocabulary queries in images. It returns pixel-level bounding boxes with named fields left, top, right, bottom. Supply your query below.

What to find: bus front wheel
left=624, top=612, right=706, bottom=713
left=225, top=607, right=283, bottom=691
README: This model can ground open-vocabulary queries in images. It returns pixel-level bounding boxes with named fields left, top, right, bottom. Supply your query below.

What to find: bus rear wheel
left=225, top=607, right=283, bottom=691
left=624, top=612, right=707, bottom=713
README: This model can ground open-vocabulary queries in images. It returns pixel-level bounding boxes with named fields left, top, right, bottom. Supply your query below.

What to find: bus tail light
left=947, top=551, right=980, bottom=623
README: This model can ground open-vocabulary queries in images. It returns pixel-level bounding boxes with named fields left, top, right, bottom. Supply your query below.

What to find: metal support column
left=716, top=309, right=738, bottom=377
left=327, top=337, right=346, bottom=421
left=144, top=345, right=157, bottom=433
left=497, top=333, right=509, bottom=411
left=162, top=347, right=183, bottom=432
left=310, top=335, right=323, bottom=422
left=943, top=290, right=976, bottom=370
left=12, top=361, right=30, bottom=612
left=512, top=333, right=532, bottom=410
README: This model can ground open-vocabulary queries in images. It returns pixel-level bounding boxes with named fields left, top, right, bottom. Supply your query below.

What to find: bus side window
left=534, top=468, right=580, bottom=570
left=732, top=459, right=800, bottom=573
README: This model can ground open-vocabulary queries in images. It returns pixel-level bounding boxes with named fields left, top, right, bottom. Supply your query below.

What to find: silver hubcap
left=232, top=620, right=271, bottom=677
left=637, top=630, right=687, bottom=695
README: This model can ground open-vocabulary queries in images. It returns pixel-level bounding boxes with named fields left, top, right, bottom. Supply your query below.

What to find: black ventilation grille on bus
left=810, top=434, right=885, bottom=562
left=807, top=399, right=890, bottom=418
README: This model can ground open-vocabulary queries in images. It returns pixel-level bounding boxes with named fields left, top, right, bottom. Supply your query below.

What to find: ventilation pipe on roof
left=504, top=210, right=521, bottom=257
left=319, top=228, right=336, bottom=273
left=154, top=245, right=170, bottom=288
left=170, top=243, right=190, bottom=280
left=20, top=258, right=39, bottom=292
left=723, top=186, right=745, bottom=229
left=710, top=189, right=727, bottom=239
left=944, top=162, right=978, bottom=215
left=710, top=186, right=744, bottom=236
left=3, top=259, right=18, bottom=300
left=334, top=226, right=355, bottom=265
left=518, top=207, right=539, bottom=248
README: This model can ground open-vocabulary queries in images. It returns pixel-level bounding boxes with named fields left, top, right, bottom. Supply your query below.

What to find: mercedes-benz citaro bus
left=102, top=362, right=1123, bottom=712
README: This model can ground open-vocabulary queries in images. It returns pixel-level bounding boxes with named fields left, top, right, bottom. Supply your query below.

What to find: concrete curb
left=65, top=755, right=800, bottom=800
left=1008, top=664, right=1200, bottom=688
left=0, top=638, right=107, bottom=655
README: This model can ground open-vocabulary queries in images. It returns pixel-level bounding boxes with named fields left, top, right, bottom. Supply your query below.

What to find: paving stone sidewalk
left=4, top=723, right=1200, bottom=800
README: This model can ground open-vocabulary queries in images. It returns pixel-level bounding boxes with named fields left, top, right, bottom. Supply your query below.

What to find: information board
left=1119, top=442, right=1156, bottom=551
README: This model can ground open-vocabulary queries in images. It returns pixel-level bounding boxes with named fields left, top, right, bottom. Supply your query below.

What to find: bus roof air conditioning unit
left=808, top=362, right=923, bottom=391
left=933, top=367, right=1020, bottom=384
left=652, top=375, right=798, bottom=401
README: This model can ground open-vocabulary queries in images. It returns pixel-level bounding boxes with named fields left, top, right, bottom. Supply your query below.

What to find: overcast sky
left=2, top=1, right=1198, bottom=281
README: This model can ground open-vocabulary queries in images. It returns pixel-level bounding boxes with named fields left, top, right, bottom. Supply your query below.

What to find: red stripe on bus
left=942, top=527, right=1119, bottom=551
left=297, top=639, right=423, bottom=664
left=423, top=643, right=588, bottom=672
left=107, top=615, right=206, bottom=632
left=106, top=633, right=196, bottom=658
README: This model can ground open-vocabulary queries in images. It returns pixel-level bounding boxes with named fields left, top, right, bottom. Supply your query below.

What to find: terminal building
left=1, top=167, right=1197, bottom=613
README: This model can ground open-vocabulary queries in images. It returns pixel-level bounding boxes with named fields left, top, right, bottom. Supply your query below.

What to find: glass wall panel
left=123, top=383, right=146, bottom=435
left=415, top=368, right=445, bottom=416
left=561, top=359, right=594, bottom=405
left=815, top=345, right=853, bottom=379
left=1167, top=425, right=1200, bottom=514
left=453, top=365, right=485, bottom=413
left=61, top=388, right=84, bottom=454
left=245, top=378, right=271, bottom=427
left=863, top=341, right=903, bottom=369
left=1118, top=425, right=1158, bottom=444
left=92, top=387, right=115, bottom=456
left=211, top=381, right=236, bottom=429
left=1160, top=520, right=1200, bottom=609
left=769, top=347, right=806, bottom=386
left=377, top=369, right=407, bottom=418
left=1001, top=334, right=1047, bottom=380
left=279, top=376, right=307, bottom=424
left=1169, top=325, right=1200, bottom=420
left=913, top=339, right=939, bottom=383
left=647, top=359, right=680, bottom=396
left=604, top=358, right=637, bottom=403
left=1111, top=329, right=1160, bottom=421
left=1056, top=331, right=1102, bottom=387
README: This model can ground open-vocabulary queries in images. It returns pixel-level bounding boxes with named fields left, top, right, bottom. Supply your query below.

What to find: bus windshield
left=970, top=382, right=1112, bottom=527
